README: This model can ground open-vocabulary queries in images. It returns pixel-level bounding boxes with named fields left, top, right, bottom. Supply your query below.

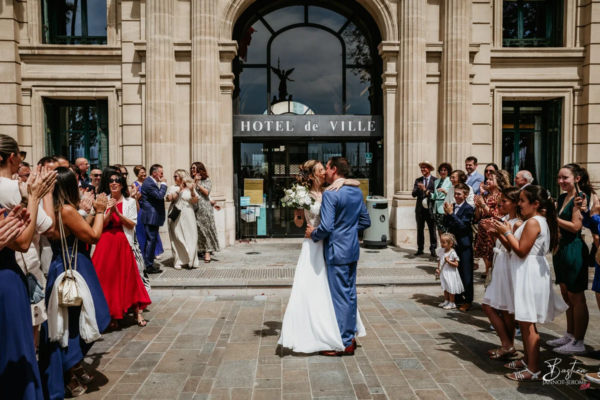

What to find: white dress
left=482, top=217, right=519, bottom=312
left=167, top=186, right=199, bottom=268
left=437, top=248, right=464, bottom=294
left=511, top=215, right=569, bottom=323
left=278, top=201, right=366, bottom=353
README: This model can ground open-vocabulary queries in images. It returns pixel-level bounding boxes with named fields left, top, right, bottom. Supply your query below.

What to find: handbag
left=168, top=206, right=181, bottom=222
left=20, top=253, right=44, bottom=305
left=57, top=211, right=82, bottom=307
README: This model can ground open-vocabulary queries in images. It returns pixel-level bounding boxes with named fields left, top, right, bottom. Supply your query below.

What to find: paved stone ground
left=81, top=288, right=600, bottom=400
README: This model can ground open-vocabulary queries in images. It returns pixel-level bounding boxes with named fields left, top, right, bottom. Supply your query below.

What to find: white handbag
left=57, top=212, right=82, bottom=307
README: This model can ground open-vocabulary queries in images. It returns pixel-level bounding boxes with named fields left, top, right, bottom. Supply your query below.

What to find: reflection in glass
left=308, top=6, right=347, bottom=32
left=307, top=143, right=343, bottom=164
left=49, top=0, right=107, bottom=44
left=240, top=143, right=267, bottom=180
left=270, top=27, right=342, bottom=114
left=239, top=68, right=267, bottom=114
left=502, top=131, right=515, bottom=174
left=239, top=19, right=269, bottom=64
left=503, top=1, right=519, bottom=40
left=522, top=1, right=547, bottom=39
left=58, top=105, right=100, bottom=167
left=263, top=6, right=305, bottom=32
left=87, top=0, right=108, bottom=36
left=502, top=107, right=515, bottom=128
left=502, top=0, right=557, bottom=47
left=346, top=68, right=372, bottom=115
left=343, top=23, right=372, bottom=65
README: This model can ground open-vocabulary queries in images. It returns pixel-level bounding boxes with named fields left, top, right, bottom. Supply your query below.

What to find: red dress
left=92, top=202, right=151, bottom=319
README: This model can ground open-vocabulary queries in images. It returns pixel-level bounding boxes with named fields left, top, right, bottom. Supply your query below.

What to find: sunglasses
left=107, top=178, right=121, bottom=184
left=485, top=169, right=495, bottom=173
left=122, top=172, right=128, bottom=177
left=92, top=174, right=101, bottom=178
left=19, top=151, right=27, bottom=161
left=173, top=176, right=178, bottom=179
left=19, top=173, right=30, bottom=178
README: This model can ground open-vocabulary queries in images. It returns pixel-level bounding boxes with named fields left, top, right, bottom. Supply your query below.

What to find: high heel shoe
left=65, top=376, right=87, bottom=397
left=73, top=365, right=94, bottom=385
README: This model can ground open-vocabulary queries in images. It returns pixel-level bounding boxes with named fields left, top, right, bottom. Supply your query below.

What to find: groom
left=306, top=157, right=371, bottom=356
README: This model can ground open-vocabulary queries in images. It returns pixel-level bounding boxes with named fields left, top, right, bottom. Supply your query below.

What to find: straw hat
left=418, top=160, right=434, bottom=170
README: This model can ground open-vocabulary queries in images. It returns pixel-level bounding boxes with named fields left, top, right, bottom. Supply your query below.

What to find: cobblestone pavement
left=81, top=289, right=600, bottom=400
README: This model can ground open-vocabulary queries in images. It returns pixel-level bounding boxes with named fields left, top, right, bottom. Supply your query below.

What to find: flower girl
left=482, top=187, right=522, bottom=360
left=436, top=233, right=464, bottom=310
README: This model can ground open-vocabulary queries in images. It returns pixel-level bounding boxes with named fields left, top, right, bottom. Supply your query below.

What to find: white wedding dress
left=278, top=201, right=366, bottom=353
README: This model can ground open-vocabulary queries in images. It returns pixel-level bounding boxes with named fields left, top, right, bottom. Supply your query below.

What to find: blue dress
left=38, top=235, right=110, bottom=400
left=591, top=214, right=600, bottom=293
left=0, top=247, right=44, bottom=399
left=133, top=181, right=164, bottom=257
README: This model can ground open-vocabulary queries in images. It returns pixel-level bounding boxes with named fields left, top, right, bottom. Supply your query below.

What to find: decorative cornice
left=218, top=40, right=238, bottom=62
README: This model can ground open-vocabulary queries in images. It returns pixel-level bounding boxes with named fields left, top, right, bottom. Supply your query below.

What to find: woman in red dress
left=92, top=167, right=151, bottom=329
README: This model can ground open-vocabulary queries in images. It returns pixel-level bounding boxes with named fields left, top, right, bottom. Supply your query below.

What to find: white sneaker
left=174, top=265, right=182, bottom=270
left=546, top=332, right=573, bottom=348
left=439, top=301, right=449, bottom=308
left=553, top=339, right=587, bottom=355
left=443, top=303, right=457, bottom=310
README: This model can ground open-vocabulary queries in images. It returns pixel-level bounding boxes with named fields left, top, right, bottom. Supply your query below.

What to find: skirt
left=440, top=265, right=464, bottom=295
left=0, top=254, right=44, bottom=400
left=482, top=251, right=514, bottom=312
left=38, top=251, right=111, bottom=400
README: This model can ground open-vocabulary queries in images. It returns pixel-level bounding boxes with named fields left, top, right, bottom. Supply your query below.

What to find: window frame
left=42, top=0, right=108, bottom=45
left=502, top=0, right=563, bottom=48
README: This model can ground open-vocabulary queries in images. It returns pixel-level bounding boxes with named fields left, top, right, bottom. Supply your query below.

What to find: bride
left=278, top=160, right=366, bottom=353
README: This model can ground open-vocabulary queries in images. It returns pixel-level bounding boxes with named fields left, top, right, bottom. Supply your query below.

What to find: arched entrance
left=231, top=0, right=385, bottom=238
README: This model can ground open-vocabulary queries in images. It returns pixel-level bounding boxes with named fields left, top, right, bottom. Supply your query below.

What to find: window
left=503, top=0, right=563, bottom=47
left=233, top=3, right=382, bottom=115
left=44, top=99, right=109, bottom=170
left=502, top=100, right=562, bottom=196
left=42, top=0, right=107, bottom=45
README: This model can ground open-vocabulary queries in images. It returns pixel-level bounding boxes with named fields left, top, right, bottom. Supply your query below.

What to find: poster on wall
left=244, top=179, right=264, bottom=205
left=357, top=179, right=369, bottom=202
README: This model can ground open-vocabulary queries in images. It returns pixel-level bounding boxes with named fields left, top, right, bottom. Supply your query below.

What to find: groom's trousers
left=327, top=261, right=358, bottom=348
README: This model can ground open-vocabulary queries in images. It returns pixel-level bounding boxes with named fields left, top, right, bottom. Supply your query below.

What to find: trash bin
left=363, top=196, right=390, bottom=249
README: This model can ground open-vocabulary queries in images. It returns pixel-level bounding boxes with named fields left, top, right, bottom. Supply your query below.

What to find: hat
left=419, top=160, right=434, bottom=170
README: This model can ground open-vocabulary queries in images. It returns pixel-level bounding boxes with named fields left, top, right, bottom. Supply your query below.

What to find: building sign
left=233, top=115, right=383, bottom=137
left=243, top=179, right=264, bottom=204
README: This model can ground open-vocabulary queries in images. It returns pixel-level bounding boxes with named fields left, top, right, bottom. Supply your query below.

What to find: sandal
left=490, top=347, right=516, bottom=360
left=487, top=347, right=502, bottom=356
left=504, top=360, right=526, bottom=370
left=108, top=320, right=119, bottom=330
left=72, top=365, right=94, bottom=385
left=505, top=368, right=541, bottom=382
left=137, top=318, right=147, bottom=327
left=65, top=376, right=87, bottom=397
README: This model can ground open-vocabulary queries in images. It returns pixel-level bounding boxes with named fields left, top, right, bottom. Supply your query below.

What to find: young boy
left=443, top=183, right=475, bottom=312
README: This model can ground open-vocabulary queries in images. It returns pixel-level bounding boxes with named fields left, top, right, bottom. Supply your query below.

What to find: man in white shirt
left=411, top=160, right=437, bottom=257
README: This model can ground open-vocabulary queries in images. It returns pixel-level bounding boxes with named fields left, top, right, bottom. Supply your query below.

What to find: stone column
left=439, top=0, right=472, bottom=166
left=191, top=0, right=223, bottom=196
left=145, top=0, right=176, bottom=174
left=398, top=0, right=426, bottom=194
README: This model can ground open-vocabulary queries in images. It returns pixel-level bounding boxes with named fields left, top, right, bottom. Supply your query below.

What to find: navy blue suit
left=444, top=202, right=474, bottom=303
left=311, top=186, right=371, bottom=347
left=140, top=178, right=167, bottom=269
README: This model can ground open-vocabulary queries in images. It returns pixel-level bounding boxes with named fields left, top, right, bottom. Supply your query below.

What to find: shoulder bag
left=57, top=211, right=82, bottom=307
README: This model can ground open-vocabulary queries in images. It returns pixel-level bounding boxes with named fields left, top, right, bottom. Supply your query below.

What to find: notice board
left=244, top=179, right=264, bottom=205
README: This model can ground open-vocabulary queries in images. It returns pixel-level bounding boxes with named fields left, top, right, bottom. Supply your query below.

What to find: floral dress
left=473, top=192, right=502, bottom=262
left=195, top=178, right=221, bottom=252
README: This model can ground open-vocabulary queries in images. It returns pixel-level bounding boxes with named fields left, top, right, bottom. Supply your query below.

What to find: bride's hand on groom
left=305, top=224, right=315, bottom=238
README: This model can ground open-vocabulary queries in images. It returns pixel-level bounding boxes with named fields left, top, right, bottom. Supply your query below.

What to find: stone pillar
left=191, top=0, right=223, bottom=196
left=390, top=0, right=428, bottom=247
left=439, top=0, right=472, bottom=166
left=145, top=0, right=176, bottom=174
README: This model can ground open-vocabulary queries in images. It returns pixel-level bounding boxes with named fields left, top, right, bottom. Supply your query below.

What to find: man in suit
left=443, top=183, right=475, bottom=312
left=465, top=156, right=484, bottom=195
left=306, top=157, right=371, bottom=356
left=141, top=164, right=168, bottom=274
left=412, top=160, right=437, bottom=257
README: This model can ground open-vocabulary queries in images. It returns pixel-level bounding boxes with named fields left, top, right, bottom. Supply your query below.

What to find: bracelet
left=503, top=231, right=512, bottom=237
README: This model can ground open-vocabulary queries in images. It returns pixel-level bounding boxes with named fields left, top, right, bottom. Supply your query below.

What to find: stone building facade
left=0, top=0, right=597, bottom=248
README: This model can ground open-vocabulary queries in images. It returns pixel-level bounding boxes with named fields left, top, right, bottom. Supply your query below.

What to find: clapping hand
left=94, top=193, right=108, bottom=214
left=491, top=219, right=511, bottom=235
left=443, top=202, right=453, bottom=215
left=437, top=188, right=447, bottom=194
left=475, top=195, right=486, bottom=208
left=106, top=198, right=117, bottom=213
left=26, top=165, right=57, bottom=200
left=417, top=182, right=426, bottom=191
left=130, top=184, right=141, bottom=201
left=80, top=189, right=94, bottom=214
left=0, top=205, right=30, bottom=249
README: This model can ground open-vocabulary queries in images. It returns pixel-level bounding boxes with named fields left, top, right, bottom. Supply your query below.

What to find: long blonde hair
left=297, top=160, right=323, bottom=190
left=174, top=169, right=194, bottom=189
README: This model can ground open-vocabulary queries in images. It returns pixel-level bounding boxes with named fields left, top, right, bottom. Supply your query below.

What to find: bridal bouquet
left=280, top=184, right=314, bottom=210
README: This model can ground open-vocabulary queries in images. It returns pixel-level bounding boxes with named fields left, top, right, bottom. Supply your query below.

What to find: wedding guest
left=492, top=186, right=567, bottom=382
left=430, top=162, right=453, bottom=236
left=443, top=183, right=475, bottom=311
left=445, top=170, right=475, bottom=207
left=482, top=187, right=523, bottom=360
left=38, top=168, right=110, bottom=398
left=38, top=156, right=58, bottom=169
left=0, top=133, right=56, bottom=400
left=473, top=170, right=508, bottom=278
left=585, top=200, right=600, bottom=384
left=133, top=165, right=165, bottom=262
left=465, top=156, right=484, bottom=195
left=93, top=168, right=151, bottom=329
left=191, top=162, right=220, bottom=262
left=412, top=160, right=437, bottom=257
left=140, top=164, right=168, bottom=273
left=479, top=163, right=499, bottom=195
left=547, top=164, right=591, bottom=355
left=436, top=233, right=463, bottom=310
left=90, top=168, right=102, bottom=190
left=53, top=155, right=70, bottom=168
left=166, top=170, right=199, bottom=269
left=190, top=164, right=222, bottom=211
left=18, top=161, right=31, bottom=183
left=75, top=157, right=90, bottom=185
left=514, top=170, right=534, bottom=190
left=114, top=164, right=129, bottom=184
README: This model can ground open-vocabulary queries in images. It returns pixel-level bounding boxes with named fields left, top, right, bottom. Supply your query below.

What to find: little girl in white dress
left=436, top=233, right=464, bottom=310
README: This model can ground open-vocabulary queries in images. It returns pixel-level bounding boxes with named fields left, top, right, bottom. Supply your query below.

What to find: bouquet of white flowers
left=280, top=184, right=314, bottom=210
